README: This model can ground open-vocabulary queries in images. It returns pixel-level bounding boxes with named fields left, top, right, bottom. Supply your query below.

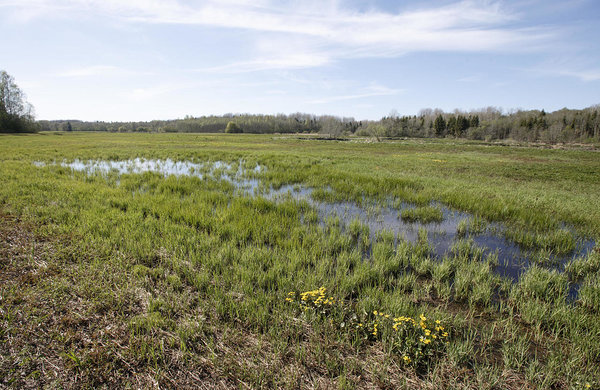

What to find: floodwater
left=58, top=158, right=257, bottom=180
left=34, top=159, right=596, bottom=290
left=268, top=185, right=595, bottom=284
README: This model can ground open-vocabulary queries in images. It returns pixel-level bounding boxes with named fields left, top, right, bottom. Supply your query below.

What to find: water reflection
left=259, top=181, right=595, bottom=285
left=33, top=159, right=596, bottom=289
left=58, top=158, right=258, bottom=179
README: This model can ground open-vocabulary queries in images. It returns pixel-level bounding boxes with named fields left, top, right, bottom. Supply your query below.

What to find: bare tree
left=319, top=116, right=344, bottom=139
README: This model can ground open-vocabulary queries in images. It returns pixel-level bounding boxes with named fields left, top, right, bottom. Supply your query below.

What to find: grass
left=400, top=205, right=444, bottom=223
left=0, top=132, right=599, bottom=388
left=456, top=215, right=488, bottom=237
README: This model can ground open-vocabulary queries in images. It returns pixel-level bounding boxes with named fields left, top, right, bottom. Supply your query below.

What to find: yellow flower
left=403, top=356, right=411, bottom=364
left=373, top=310, right=378, bottom=315
left=372, top=323, right=378, bottom=336
left=420, top=314, right=426, bottom=322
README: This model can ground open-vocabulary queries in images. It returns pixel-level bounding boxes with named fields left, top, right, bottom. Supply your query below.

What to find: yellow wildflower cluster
left=372, top=322, right=379, bottom=337
left=285, top=291, right=295, bottom=302
left=373, top=310, right=391, bottom=319
left=397, top=314, right=448, bottom=344
left=366, top=310, right=449, bottom=366
left=287, top=288, right=451, bottom=367
left=286, top=287, right=336, bottom=311
left=392, top=315, right=416, bottom=331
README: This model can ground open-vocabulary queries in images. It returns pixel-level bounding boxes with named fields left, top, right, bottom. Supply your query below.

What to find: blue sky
left=1, top=0, right=599, bottom=121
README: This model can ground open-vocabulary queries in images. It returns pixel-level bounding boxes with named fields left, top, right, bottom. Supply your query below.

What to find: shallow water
left=58, top=158, right=254, bottom=179
left=34, top=159, right=596, bottom=290
left=245, top=177, right=595, bottom=286
left=36, top=158, right=264, bottom=186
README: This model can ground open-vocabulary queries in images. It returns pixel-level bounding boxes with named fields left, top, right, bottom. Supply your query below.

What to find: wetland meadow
left=1, top=132, right=599, bottom=389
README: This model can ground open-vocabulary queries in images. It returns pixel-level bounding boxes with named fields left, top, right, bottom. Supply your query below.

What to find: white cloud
left=307, top=83, right=401, bottom=104
left=127, top=83, right=183, bottom=101
left=194, top=53, right=332, bottom=74
left=58, top=65, right=123, bottom=77
left=57, top=65, right=157, bottom=78
left=554, top=69, right=600, bottom=82
left=2, top=0, right=554, bottom=68
left=530, top=57, right=600, bottom=82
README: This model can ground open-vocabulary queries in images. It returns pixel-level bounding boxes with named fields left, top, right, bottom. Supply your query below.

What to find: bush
left=225, top=121, right=242, bottom=133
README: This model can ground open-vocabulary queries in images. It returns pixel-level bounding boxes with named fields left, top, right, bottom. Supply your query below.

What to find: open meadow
left=1, top=132, right=599, bottom=389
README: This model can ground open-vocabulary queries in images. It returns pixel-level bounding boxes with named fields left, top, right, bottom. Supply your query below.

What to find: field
left=1, top=132, right=599, bottom=389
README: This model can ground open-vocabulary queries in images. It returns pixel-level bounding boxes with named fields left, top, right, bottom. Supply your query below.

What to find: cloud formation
left=2, top=0, right=554, bottom=70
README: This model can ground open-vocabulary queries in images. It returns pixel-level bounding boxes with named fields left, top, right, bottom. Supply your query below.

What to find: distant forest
left=39, top=105, right=600, bottom=143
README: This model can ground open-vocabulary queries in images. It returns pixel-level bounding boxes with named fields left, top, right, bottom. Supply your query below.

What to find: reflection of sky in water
left=61, top=158, right=239, bottom=178
left=34, top=159, right=596, bottom=293
left=263, top=185, right=595, bottom=287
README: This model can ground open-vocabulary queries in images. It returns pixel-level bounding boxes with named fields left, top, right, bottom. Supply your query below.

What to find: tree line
left=367, top=106, right=600, bottom=143
left=38, top=113, right=360, bottom=137
left=39, top=106, right=600, bottom=143
left=2, top=69, right=599, bottom=142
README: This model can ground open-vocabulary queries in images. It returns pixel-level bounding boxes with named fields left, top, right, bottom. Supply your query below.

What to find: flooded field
left=34, top=158, right=596, bottom=286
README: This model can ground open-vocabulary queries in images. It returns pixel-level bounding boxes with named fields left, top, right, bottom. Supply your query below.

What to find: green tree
left=225, top=121, right=242, bottom=133
left=447, top=116, right=457, bottom=136
left=454, top=115, right=469, bottom=137
left=366, top=123, right=386, bottom=142
left=0, top=70, right=36, bottom=133
left=433, top=115, right=446, bottom=137
left=469, top=115, right=479, bottom=128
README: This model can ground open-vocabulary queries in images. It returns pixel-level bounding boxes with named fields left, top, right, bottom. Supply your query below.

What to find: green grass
left=400, top=205, right=444, bottom=223
left=0, top=132, right=599, bottom=389
left=456, top=215, right=488, bottom=237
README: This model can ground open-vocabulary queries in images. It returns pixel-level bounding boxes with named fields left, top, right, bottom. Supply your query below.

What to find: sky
left=0, top=0, right=599, bottom=121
